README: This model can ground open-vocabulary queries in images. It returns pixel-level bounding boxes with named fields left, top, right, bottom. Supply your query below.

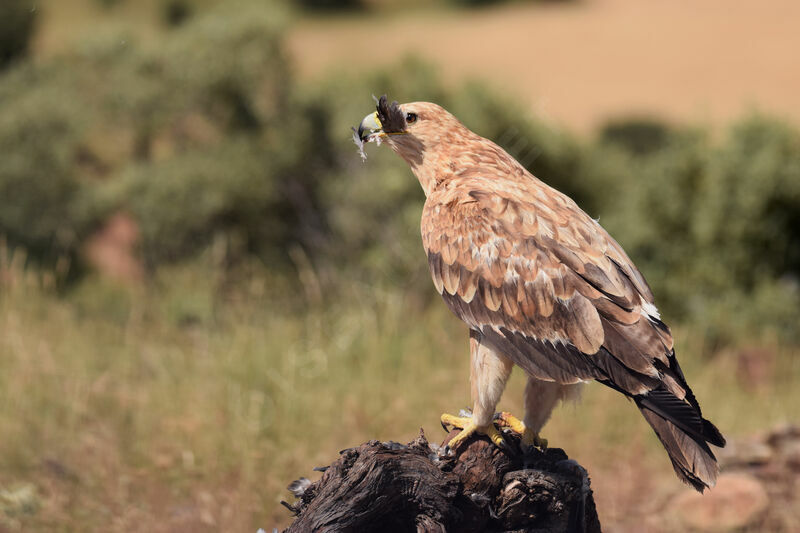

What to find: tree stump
left=281, top=429, right=601, bottom=532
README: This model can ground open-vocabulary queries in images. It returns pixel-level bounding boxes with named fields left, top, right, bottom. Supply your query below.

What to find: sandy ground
left=288, top=0, right=800, bottom=131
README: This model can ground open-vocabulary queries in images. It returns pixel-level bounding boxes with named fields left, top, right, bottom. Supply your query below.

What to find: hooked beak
left=358, top=111, right=383, bottom=142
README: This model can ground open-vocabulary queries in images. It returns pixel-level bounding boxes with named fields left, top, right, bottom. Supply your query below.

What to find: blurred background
left=1, top=0, right=798, bottom=531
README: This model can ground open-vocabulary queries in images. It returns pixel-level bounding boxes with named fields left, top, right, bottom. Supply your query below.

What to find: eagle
left=356, top=96, right=725, bottom=491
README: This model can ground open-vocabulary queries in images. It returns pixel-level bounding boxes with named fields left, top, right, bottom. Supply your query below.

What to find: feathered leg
left=441, top=329, right=513, bottom=450
left=525, top=378, right=584, bottom=434
left=497, top=378, right=584, bottom=449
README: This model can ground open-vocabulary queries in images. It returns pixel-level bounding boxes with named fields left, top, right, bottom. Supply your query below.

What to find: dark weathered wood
left=282, top=429, right=601, bottom=533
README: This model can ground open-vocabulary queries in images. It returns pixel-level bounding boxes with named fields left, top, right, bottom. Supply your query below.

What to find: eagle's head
left=356, top=95, right=468, bottom=168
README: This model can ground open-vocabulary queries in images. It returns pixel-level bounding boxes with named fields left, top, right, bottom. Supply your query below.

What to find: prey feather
left=351, top=125, right=383, bottom=161
left=351, top=127, right=368, bottom=161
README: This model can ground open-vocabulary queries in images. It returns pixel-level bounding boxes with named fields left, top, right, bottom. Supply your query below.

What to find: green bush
left=291, top=0, right=366, bottom=11
left=599, top=117, right=674, bottom=155
left=699, top=117, right=800, bottom=288
left=0, top=67, right=92, bottom=267
left=162, top=0, right=194, bottom=27
left=448, top=0, right=577, bottom=6
left=0, top=0, right=37, bottom=69
left=0, top=0, right=304, bottom=271
left=597, top=117, right=800, bottom=343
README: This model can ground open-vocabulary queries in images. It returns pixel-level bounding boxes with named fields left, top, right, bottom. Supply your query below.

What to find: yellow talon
left=496, top=412, right=526, bottom=433
left=496, top=412, right=548, bottom=449
left=441, top=413, right=472, bottom=430
left=484, top=424, right=506, bottom=447
left=440, top=413, right=506, bottom=450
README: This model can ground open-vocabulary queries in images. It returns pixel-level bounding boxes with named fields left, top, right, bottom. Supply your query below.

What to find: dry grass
left=0, top=254, right=797, bottom=532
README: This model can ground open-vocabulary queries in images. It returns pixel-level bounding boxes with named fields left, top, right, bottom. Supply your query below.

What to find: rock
left=672, top=473, right=768, bottom=531
left=765, top=424, right=800, bottom=449
left=766, top=424, right=800, bottom=468
left=717, top=437, right=773, bottom=468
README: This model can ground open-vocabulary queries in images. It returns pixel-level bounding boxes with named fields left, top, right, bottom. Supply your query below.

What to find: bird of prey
left=356, top=96, right=725, bottom=491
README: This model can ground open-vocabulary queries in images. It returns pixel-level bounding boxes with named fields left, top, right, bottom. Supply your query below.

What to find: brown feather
left=564, top=294, right=604, bottom=354
left=639, top=406, right=719, bottom=492
left=457, top=265, right=479, bottom=303
left=427, top=252, right=444, bottom=295
left=441, top=260, right=461, bottom=296
left=480, top=277, right=502, bottom=312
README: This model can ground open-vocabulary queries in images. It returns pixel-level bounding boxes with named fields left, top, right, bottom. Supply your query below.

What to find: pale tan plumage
left=357, top=96, right=725, bottom=492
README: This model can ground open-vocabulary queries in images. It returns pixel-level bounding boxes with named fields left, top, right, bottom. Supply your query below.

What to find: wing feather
left=421, top=184, right=671, bottom=395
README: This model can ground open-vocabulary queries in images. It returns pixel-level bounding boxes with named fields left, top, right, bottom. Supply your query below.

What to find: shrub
left=597, top=117, right=800, bottom=343
left=0, top=65, right=93, bottom=268
left=449, top=0, right=577, bottom=6
left=162, top=0, right=194, bottom=27
left=699, top=117, right=800, bottom=288
left=291, top=0, right=366, bottom=11
left=0, top=0, right=298, bottom=272
left=599, top=117, right=674, bottom=155
left=0, top=0, right=37, bottom=70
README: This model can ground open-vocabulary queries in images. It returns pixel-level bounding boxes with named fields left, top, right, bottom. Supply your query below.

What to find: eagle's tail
left=634, top=387, right=726, bottom=492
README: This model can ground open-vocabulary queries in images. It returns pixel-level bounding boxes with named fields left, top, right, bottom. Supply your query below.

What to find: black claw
left=521, top=443, right=543, bottom=467
left=436, top=445, right=450, bottom=458
left=441, top=420, right=450, bottom=433
left=497, top=435, right=520, bottom=459
left=497, top=439, right=511, bottom=454
left=521, top=443, right=534, bottom=459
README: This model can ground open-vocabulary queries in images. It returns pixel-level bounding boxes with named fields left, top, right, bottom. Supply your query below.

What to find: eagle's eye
left=406, top=112, right=418, bottom=124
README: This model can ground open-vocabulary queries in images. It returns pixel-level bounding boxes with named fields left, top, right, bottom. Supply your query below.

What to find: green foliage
left=162, top=0, right=194, bottom=27
left=291, top=0, right=366, bottom=11
left=449, top=0, right=504, bottom=6
left=0, top=0, right=310, bottom=271
left=599, top=117, right=673, bottom=155
left=700, top=118, right=800, bottom=288
left=448, top=0, right=577, bottom=6
left=0, top=0, right=37, bottom=69
left=0, top=68, right=91, bottom=266
left=598, top=117, right=800, bottom=343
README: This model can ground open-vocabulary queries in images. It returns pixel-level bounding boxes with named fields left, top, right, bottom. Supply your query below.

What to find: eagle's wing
left=422, top=181, right=724, bottom=490
left=422, top=183, right=670, bottom=391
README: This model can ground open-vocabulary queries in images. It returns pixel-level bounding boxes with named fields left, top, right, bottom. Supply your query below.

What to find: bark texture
left=282, top=430, right=601, bottom=533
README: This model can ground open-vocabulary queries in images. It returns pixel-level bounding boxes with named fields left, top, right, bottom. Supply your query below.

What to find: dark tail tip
left=703, top=418, right=726, bottom=448
left=636, top=400, right=722, bottom=492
